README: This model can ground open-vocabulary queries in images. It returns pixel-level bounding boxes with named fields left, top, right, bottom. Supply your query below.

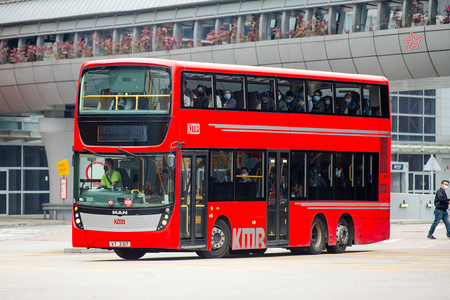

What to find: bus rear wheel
left=326, top=218, right=349, bottom=253
left=307, top=217, right=326, bottom=254
left=114, top=248, right=146, bottom=260
left=196, top=219, right=230, bottom=259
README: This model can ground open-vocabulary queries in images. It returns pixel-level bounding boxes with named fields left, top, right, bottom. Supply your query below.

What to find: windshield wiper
left=83, top=148, right=101, bottom=156
left=118, top=148, right=138, bottom=157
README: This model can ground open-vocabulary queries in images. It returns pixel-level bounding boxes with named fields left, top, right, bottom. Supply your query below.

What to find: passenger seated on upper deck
left=109, top=96, right=133, bottom=110
left=183, top=80, right=193, bottom=107
left=222, top=89, right=236, bottom=109
left=298, top=89, right=311, bottom=112
left=193, top=85, right=209, bottom=109
left=311, top=90, right=325, bottom=113
left=323, top=96, right=332, bottom=114
left=345, top=92, right=359, bottom=115
left=284, top=91, right=300, bottom=112
left=257, top=91, right=275, bottom=111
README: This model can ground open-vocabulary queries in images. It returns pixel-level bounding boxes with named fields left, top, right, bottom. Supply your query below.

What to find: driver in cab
left=101, top=158, right=121, bottom=190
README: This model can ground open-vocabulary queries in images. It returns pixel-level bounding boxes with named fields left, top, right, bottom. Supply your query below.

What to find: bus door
left=267, top=151, right=289, bottom=245
left=180, top=151, right=208, bottom=248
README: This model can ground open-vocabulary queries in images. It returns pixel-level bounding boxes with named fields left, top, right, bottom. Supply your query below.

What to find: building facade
left=1, top=0, right=450, bottom=219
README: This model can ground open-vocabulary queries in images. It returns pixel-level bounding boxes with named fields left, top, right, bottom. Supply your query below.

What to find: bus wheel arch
left=326, top=214, right=354, bottom=254
left=196, top=217, right=231, bottom=259
left=307, top=214, right=327, bottom=254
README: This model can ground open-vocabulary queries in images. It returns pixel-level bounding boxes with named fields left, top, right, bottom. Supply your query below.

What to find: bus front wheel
left=307, top=217, right=326, bottom=254
left=196, top=219, right=230, bottom=259
left=114, top=248, right=146, bottom=260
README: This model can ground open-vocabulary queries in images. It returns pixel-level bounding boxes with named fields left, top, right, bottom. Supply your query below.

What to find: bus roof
left=81, top=58, right=389, bottom=85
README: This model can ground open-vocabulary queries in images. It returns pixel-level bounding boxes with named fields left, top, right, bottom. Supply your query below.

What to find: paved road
left=0, top=223, right=449, bottom=300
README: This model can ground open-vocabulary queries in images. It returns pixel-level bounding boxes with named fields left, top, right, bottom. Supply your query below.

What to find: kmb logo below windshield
left=187, top=123, right=200, bottom=134
left=114, top=219, right=126, bottom=225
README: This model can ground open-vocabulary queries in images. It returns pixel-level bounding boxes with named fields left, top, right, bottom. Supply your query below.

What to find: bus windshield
left=78, top=65, right=171, bottom=115
left=76, top=153, right=175, bottom=208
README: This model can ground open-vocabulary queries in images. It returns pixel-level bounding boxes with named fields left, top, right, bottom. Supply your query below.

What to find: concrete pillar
left=328, top=6, right=338, bottom=35
left=17, top=38, right=25, bottom=49
left=39, top=117, right=74, bottom=220
left=193, top=20, right=203, bottom=47
left=377, top=1, right=390, bottom=30
left=428, top=0, right=437, bottom=25
left=352, top=3, right=365, bottom=32
left=304, top=8, right=314, bottom=23
left=112, top=29, right=119, bottom=54
left=215, top=18, right=223, bottom=33
left=132, top=27, right=139, bottom=53
left=173, top=22, right=181, bottom=48
left=281, top=10, right=290, bottom=37
left=259, top=13, right=269, bottom=41
left=152, top=26, right=157, bottom=51
left=402, top=0, right=413, bottom=27
left=237, top=15, right=246, bottom=42
left=92, top=31, right=100, bottom=56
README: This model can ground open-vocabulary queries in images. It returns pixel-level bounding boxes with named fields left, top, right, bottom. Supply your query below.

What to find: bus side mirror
left=167, top=154, right=176, bottom=168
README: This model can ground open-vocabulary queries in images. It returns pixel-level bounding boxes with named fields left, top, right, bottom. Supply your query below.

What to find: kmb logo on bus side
left=232, top=227, right=265, bottom=250
left=187, top=123, right=200, bottom=135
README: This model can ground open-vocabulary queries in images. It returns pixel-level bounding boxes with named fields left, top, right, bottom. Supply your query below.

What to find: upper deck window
left=79, top=65, right=171, bottom=115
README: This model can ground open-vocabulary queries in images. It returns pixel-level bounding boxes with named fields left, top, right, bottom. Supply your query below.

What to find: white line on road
left=419, top=244, right=435, bottom=248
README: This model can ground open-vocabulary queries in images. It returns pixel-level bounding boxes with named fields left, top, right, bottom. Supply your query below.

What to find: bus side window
left=290, top=151, right=306, bottom=199
left=209, top=150, right=233, bottom=201
left=216, top=74, right=245, bottom=110
left=363, top=85, right=385, bottom=117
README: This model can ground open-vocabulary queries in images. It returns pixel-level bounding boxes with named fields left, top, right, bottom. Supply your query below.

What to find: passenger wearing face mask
left=311, top=90, right=325, bottom=113
left=222, top=89, right=236, bottom=109
left=193, top=85, right=209, bottom=109
left=323, top=96, right=332, bottom=114
left=100, top=158, right=122, bottom=190
left=344, top=93, right=359, bottom=115
left=427, top=180, right=450, bottom=239
left=258, top=91, right=275, bottom=111
left=283, top=90, right=300, bottom=112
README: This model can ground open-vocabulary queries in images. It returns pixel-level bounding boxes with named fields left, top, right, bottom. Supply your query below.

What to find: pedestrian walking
left=427, top=180, right=450, bottom=239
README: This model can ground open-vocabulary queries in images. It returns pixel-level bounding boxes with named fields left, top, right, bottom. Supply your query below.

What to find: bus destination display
left=98, top=125, right=147, bottom=142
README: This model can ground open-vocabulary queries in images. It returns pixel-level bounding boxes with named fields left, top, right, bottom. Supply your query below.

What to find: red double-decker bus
left=73, top=58, right=390, bottom=259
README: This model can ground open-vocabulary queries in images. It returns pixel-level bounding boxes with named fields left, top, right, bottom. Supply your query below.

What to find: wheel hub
left=336, top=223, right=349, bottom=245
left=211, top=226, right=225, bottom=249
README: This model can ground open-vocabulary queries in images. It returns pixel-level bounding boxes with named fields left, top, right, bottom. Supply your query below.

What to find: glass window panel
left=399, top=135, right=423, bottom=142
left=0, top=194, right=5, bottom=214
left=24, top=146, right=48, bottom=167
left=408, top=173, right=414, bottom=191
left=24, top=193, right=49, bottom=214
left=308, top=81, right=333, bottom=114
left=290, top=152, right=307, bottom=199
left=236, top=150, right=264, bottom=200
left=391, top=116, right=398, bottom=132
left=0, top=171, right=6, bottom=191
left=362, top=85, right=382, bottom=116
left=424, top=117, right=435, bottom=134
left=335, top=152, right=354, bottom=200
left=424, top=98, right=436, bottom=115
left=399, top=154, right=423, bottom=172
left=24, top=170, right=49, bottom=191
left=247, top=76, right=276, bottom=111
left=182, top=72, right=215, bottom=109
left=336, top=82, right=361, bottom=116
left=277, top=77, right=306, bottom=112
left=424, top=89, right=436, bottom=96
left=415, top=174, right=425, bottom=191
left=209, top=150, right=234, bottom=201
left=399, top=116, right=423, bottom=133
left=366, top=153, right=378, bottom=200
left=8, top=193, right=21, bottom=215
left=240, top=1, right=262, bottom=12
left=216, top=74, right=245, bottom=110
left=308, top=151, right=332, bottom=200
left=9, top=170, right=21, bottom=191
left=391, top=96, right=398, bottom=113
left=424, top=136, right=436, bottom=142
left=0, top=146, right=21, bottom=167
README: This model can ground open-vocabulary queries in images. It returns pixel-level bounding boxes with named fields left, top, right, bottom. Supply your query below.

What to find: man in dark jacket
left=427, top=180, right=450, bottom=239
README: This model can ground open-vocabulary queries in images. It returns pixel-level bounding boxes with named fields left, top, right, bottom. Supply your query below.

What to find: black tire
left=307, top=217, right=326, bottom=254
left=326, top=218, right=349, bottom=254
left=114, top=248, right=146, bottom=260
left=197, top=219, right=231, bottom=259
